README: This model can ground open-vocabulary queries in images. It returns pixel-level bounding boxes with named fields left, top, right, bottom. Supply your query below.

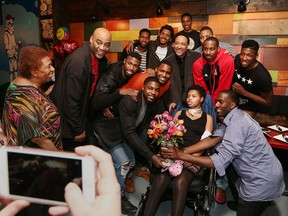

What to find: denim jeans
left=109, top=143, right=135, bottom=196
left=237, top=197, right=270, bottom=216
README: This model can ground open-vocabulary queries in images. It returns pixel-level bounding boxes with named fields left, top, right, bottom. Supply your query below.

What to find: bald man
left=51, top=27, right=112, bottom=151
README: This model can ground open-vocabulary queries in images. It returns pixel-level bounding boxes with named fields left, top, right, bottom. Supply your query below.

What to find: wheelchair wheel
left=135, top=186, right=151, bottom=216
left=135, top=200, right=144, bottom=216
left=207, top=168, right=216, bottom=206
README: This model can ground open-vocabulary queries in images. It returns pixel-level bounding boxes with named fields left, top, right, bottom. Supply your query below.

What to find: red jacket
left=192, top=48, right=235, bottom=104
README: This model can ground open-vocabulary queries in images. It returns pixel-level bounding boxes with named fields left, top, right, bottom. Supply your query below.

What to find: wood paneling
left=238, top=19, right=288, bottom=35
left=263, top=47, right=288, bottom=70
left=67, top=0, right=208, bottom=22
left=207, top=0, right=288, bottom=14
left=208, top=14, right=234, bottom=35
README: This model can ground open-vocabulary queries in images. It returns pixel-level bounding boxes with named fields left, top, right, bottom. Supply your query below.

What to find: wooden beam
left=207, top=0, right=288, bottom=14
left=68, top=0, right=207, bottom=22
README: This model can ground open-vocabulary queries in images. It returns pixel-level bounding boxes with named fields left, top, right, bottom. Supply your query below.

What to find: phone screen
left=7, top=152, right=83, bottom=202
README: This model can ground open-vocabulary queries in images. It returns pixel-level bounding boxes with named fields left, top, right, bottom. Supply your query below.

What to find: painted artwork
left=4, top=14, right=18, bottom=81
left=0, top=0, right=39, bottom=84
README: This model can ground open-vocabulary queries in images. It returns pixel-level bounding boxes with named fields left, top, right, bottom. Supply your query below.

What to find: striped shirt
left=134, top=46, right=147, bottom=71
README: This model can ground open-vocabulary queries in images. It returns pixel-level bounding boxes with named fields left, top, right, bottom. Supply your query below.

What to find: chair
left=135, top=149, right=216, bottom=216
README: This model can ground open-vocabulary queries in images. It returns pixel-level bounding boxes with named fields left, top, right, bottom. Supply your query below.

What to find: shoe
left=125, top=177, right=135, bottom=193
left=227, top=200, right=238, bottom=211
left=121, top=196, right=137, bottom=215
left=215, top=187, right=227, bottom=204
left=136, top=169, right=150, bottom=181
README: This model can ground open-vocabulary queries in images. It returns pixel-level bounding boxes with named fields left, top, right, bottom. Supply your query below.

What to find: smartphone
left=0, top=146, right=96, bottom=206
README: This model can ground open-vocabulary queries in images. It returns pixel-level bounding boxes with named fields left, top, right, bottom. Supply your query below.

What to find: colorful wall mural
left=0, top=0, right=39, bottom=85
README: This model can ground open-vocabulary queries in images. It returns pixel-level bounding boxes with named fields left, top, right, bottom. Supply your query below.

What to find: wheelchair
left=135, top=151, right=216, bottom=216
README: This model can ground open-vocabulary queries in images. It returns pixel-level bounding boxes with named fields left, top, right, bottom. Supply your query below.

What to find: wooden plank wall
left=62, top=0, right=288, bottom=97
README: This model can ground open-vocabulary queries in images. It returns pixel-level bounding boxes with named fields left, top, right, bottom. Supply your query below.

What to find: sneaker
left=215, top=187, right=227, bottom=204
left=136, top=169, right=150, bottom=181
left=121, top=196, right=137, bottom=215
left=125, top=177, right=135, bottom=193
left=227, top=200, right=238, bottom=211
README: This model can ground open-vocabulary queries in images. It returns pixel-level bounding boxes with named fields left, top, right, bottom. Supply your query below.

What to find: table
left=262, top=126, right=288, bottom=150
left=262, top=125, right=288, bottom=196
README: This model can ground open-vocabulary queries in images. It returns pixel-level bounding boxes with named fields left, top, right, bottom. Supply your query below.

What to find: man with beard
left=93, top=77, right=165, bottom=215
left=119, top=60, right=173, bottom=191
left=120, top=28, right=151, bottom=71
left=193, top=37, right=235, bottom=104
left=51, top=27, right=112, bottom=151
left=232, top=39, right=273, bottom=114
left=92, top=52, right=141, bottom=119
left=121, top=60, right=173, bottom=109
left=162, top=90, right=285, bottom=216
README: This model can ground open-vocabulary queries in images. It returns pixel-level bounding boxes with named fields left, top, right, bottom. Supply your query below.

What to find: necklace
left=188, top=108, right=201, bottom=116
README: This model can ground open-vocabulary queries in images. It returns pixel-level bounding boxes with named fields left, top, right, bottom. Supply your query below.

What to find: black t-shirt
left=233, top=54, right=273, bottom=111
left=179, top=30, right=201, bottom=50
left=179, top=110, right=206, bottom=147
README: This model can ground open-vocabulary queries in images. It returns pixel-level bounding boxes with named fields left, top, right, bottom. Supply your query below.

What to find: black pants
left=226, top=164, right=239, bottom=202
left=62, top=137, right=86, bottom=152
left=237, top=197, right=270, bottom=216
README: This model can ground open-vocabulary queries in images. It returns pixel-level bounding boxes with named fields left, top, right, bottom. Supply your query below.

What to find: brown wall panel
left=263, top=47, right=288, bottom=70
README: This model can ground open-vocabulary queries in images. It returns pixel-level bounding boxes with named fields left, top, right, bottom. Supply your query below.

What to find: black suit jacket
left=94, top=92, right=154, bottom=161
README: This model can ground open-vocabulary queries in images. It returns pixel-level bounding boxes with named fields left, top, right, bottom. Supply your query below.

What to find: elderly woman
left=2, top=46, right=62, bottom=150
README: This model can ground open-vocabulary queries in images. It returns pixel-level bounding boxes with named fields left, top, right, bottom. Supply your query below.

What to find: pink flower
left=164, top=134, right=170, bottom=140
left=150, top=120, right=158, bottom=128
left=177, top=124, right=185, bottom=132
left=162, top=111, right=170, bottom=118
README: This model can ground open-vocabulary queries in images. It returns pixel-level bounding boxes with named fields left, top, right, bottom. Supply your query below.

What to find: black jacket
left=51, top=42, right=107, bottom=138
left=94, top=92, right=154, bottom=161
left=92, top=61, right=129, bottom=113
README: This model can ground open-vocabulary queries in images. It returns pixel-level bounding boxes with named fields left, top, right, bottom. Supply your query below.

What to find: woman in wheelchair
left=143, top=84, right=213, bottom=216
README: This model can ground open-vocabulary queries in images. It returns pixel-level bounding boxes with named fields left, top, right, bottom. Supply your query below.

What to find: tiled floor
left=124, top=171, right=288, bottom=216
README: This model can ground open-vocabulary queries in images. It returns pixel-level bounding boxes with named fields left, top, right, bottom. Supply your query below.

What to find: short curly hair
left=18, top=46, right=50, bottom=79
left=183, top=84, right=206, bottom=106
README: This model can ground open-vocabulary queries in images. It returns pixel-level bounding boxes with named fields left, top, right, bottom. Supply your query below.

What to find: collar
left=223, top=107, right=239, bottom=126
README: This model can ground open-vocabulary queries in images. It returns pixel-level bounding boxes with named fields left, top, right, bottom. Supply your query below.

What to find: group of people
left=0, top=12, right=285, bottom=216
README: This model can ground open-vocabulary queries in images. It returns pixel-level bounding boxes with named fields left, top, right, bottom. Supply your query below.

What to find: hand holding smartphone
left=0, top=146, right=96, bottom=206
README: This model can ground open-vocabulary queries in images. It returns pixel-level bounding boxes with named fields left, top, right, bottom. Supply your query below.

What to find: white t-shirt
left=155, top=46, right=167, bottom=61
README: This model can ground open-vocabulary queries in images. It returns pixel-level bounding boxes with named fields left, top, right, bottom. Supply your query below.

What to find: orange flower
left=147, top=129, right=154, bottom=138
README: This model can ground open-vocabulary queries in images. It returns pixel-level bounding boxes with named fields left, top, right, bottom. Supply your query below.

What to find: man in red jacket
left=193, top=37, right=234, bottom=104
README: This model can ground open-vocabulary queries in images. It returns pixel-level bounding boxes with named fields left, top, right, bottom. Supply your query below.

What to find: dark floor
left=125, top=171, right=288, bottom=216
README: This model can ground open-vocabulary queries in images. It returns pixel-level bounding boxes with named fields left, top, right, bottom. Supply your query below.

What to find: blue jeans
left=109, top=143, right=135, bottom=196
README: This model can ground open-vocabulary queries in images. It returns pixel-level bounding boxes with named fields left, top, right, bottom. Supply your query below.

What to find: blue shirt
left=210, top=108, right=285, bottom=201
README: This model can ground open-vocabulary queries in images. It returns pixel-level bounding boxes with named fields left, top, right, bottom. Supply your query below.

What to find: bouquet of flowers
left=147, top=111, right=186, bottom=148
left=147, top=111, right=187, bottom=176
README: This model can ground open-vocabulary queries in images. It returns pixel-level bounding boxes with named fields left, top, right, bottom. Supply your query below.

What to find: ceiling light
left=164, top=0, right=171, bottom=10
left=156, top=5, right=163, bottom=16
left=238, top=0, right=250, bottom=13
